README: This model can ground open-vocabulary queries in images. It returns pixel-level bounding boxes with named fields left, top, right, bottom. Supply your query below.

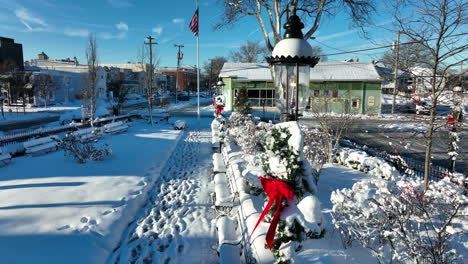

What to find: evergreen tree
left=234, top=87, right=251, bottom=114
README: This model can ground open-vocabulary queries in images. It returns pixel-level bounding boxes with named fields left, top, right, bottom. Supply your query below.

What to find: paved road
left=301, top=118, right=467, bottom=173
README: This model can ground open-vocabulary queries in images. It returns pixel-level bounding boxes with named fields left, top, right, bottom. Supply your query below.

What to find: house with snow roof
left=219, top=62, right=383, bottom=114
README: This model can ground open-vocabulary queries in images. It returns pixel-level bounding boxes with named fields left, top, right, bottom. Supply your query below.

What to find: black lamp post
left=267, top=10, right=320, bottom=121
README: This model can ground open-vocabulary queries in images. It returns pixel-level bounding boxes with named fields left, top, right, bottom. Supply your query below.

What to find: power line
left=317, top=32, right=468, bottom=57
left=312, top=39, right=386, bottom=57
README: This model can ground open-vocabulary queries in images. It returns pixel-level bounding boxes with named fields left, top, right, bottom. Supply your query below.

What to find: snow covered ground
left=0, top=120, right=183, bottom=264
left=381, top=94, right=412, bottom=105
left=378, top=122, right=429, bottom=133
left=295, top=164, right=378, bottom=263
left=108, top=119, right=219, bottom=264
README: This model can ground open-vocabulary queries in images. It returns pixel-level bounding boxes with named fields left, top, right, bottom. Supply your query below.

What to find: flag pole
left=196, top=0, right=200, bottom=119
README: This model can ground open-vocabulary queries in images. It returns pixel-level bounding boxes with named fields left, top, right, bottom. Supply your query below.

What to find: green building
left=219, top=62, right=383, bottom=114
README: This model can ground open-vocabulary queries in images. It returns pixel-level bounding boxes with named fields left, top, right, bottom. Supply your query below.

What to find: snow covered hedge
left=331, top=176, right=468, bottom=264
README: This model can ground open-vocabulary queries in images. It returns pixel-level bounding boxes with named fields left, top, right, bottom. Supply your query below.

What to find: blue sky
left=0, top=0, right=397, bottom=68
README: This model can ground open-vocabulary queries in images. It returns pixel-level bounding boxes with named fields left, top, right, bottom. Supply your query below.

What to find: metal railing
left=339, top=138, right=462, bottom=182
left=0, top=114, right=140, bottom=147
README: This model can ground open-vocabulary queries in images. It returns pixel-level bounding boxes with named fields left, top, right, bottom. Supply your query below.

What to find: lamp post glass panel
left=216, top=80, right=225, bottom=95
left=267, top=11, right=319, bottom=121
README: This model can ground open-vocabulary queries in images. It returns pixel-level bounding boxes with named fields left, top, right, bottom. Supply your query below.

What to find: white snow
left=0, top=121, right=182, bottom=264
left=293, top=164, right=379, bottom=263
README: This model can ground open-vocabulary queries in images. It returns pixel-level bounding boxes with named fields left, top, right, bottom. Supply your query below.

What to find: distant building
left=407, top=67, right=446, bottom=94
left=28, top=54, right=107, bottom=103
left=0, top=37, right=24, bottom=72
left=38, top=51, right=49, bottom=61
left=219, top=62, right=383, bottom=114
left=159, top=66, right=198, bottom=93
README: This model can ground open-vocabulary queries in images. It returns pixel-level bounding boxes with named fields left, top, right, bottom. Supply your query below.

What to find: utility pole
left=391, top=30, right=401, bottom=114
left=145, top=36, right=158, bottom=125
left=174, top=44, right=184, bottom=105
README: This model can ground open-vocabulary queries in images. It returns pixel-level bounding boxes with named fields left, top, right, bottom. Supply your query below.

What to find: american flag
left=189, top=8, right=199, bottom=36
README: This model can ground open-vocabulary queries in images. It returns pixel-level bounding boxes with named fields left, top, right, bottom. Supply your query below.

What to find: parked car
left=415, top=101, right=431, bottom=115
left=177, top=94, right=190, bottom=101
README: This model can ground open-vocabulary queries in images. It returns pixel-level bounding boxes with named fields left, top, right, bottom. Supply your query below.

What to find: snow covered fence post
left=251, top=121, right=324, bottom=262
left=211, top=95, right=227, bottom=152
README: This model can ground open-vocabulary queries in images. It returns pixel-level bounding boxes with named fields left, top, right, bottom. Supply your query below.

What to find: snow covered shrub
left=227, top=113, right=271, bottom=160
left=260, top=122, right=324, bottom=262
left=227, top=112, right=254, bottom=140
left=331, top=177, right=468, bottom=264
left=55, top=132, right=111, bottom=163
left=335, top=147, right=400, bottom=180
left=300, top=126, right=327, bottom=175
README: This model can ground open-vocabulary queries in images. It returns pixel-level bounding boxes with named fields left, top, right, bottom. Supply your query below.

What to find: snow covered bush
left=260, top=122, right=324, bottom=262
left=227, top=113, right=272, bottom=161
left=331, top=177, right=468, bottom=264
left=300, top=125, right=327, bottom=176
left=55, top=132, right=111, bottom=163
left=335, top=147, right=401, bottom=180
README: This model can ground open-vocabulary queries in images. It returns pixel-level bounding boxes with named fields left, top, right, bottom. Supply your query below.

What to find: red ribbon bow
left=216, top=105, right=224, bottom=115
left=250, top=176, right=294, bottom=249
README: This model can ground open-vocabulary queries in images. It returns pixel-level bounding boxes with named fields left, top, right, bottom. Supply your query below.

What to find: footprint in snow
left=130, top=190, right=142, bottom=196
left=57, top=225, right=70, bottom=231
left=137, top=181, right=147, bottom=186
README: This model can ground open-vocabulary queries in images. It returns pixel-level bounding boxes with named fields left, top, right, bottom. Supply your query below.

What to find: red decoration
left=216, top=105, right=224, bottom=115
left=447, top=114, right=456, bottom=129
left=250, top=176, right=294, bottom=249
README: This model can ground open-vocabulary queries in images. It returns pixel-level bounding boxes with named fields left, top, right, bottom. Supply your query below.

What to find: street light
left=266, top=10, right=320, bottom=121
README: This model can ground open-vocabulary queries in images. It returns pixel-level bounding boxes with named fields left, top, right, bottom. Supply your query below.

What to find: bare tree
left=0, top=71, right=31, bottom=107
left=34, top=73, right=56, bottom=108
left=137, top=44, right=159, bottom=124
left=216, top=0, right=376, bottom=52
left=391, top=0, right=467, bottom=189
left=203, top=56, right=228, bottom=90
left=311, top=46, right=327, bottom=62
left=380, top=42, right=432, bottom=71
left=229, top=40, right=269, bottom=63
left=108, top=71, right=128, bottom=115
left=308, top=101, right=356, bottom=163
left=83, top=33, right=99, bottom=125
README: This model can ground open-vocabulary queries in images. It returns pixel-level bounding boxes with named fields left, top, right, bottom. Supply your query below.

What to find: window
left=332, top=90, right=338, bottom=97
left=247, top=89, right=259, bottom=98
left=352, top=99, right=359, bottom=109
left=314, top=90, right=319, bottom=97
left=245, top=88, right=275, bottom=107
left=323, top=90, right=330, bottom=97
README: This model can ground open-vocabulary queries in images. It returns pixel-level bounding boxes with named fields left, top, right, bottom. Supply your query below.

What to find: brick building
left=159, top=66, right=198, bottom=93
left=0, top=37, right=24, bottom=73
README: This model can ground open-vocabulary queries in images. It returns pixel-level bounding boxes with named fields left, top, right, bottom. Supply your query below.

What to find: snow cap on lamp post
left=267, top=10, right=320, bottom=121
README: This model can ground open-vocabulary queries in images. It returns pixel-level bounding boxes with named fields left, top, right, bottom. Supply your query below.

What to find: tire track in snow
left=108, top=128, right=217, bottom=264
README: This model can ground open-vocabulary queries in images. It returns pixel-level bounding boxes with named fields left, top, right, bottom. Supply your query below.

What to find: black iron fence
left=339, top=138, right=462, bottom=182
